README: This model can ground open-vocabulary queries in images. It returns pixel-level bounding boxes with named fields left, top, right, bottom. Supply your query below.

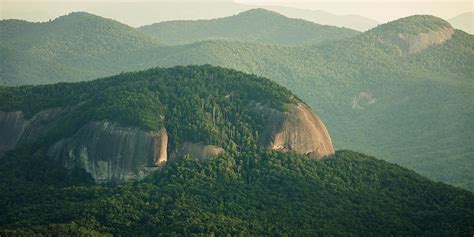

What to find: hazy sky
left=242, top=1, right=473, bottom=22
left=1, top=0, right=473, bottom=25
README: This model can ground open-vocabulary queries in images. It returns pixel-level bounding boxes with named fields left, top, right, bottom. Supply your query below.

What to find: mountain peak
left=54, top=11, right=103, bottom=22
left=140, top=8, right=357, bottom=45
left=235, top=8, right=285, bottom=18
left=375, top=15, right=452, bottom=34
left=370, top=15, right=454, bottom=54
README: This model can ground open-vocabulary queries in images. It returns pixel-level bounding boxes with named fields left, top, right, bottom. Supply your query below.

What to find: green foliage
left=371, top=15, right=452, bottom=34
left=1, top=12, right=473, bottom=191
left=0, top=65, right=297, bottom=151
left=140, top=8, right=358, bottom=46
left=1, top=150, right=473, bottom=236
left=143, top=32, right=474, bottom=190
left=0, top=12, right=161, bottom=85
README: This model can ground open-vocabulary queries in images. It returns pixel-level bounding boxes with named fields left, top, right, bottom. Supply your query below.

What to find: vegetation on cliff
left=0, top=66, right=472, bottom=235
left=1, top=11, right=472, bottom=190
left=0, top=65, right=298, bottom=153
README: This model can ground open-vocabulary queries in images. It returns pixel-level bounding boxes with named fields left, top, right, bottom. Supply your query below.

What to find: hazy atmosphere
left=2, top=0, right=473, bottom=28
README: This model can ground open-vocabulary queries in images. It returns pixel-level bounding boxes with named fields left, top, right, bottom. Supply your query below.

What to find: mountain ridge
left=448, top=12, right=474, bottom=34
left=262, top=6, right=379, bottom=31
left=364, top=15, right=455, bottom=55
left=0, top=65, right=335, bottom=182
left=139, top=8, right=358, bottom=45
left=1, top=12, right=472, bottom=190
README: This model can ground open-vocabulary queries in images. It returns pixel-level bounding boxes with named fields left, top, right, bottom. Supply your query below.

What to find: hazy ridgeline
left=1, top=9, right=472, bottom=190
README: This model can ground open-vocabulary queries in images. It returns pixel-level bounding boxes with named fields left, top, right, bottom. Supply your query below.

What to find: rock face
left=381, top=26, right=454, bottom=55
left=0, top=109, right=66, bottom=157
left=257, top=103, right=335, bottom=159
left=47, top=121, right=168, bottom=182
left=352, top=92, right=376, bottom=110
left=1, top=102, right=335, bottom=182
left=175, top=142, right=224, bottom=160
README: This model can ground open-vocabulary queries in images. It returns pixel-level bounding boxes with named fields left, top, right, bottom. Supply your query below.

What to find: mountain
left=0, top=12, right=161, bottom=85
left=448, top=12, right=474, bottom=34
left=1, top=13, right=473, bottom=191
left=1, top=1, right=378, bottom=31
left=0, top=66, right=472, bottom=235
left=262, top=6, right=379, bottom=31
left=134, top=16, right=473, bottom=190
left=0, top=65, right=334, bottom=182
left=139, top=8, right=359, bottom=45
left=368, top=15, right=455, bottom=54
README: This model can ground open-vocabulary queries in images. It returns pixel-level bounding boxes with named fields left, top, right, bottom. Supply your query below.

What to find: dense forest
left=1, top=148, right=473, bottom=236
left=140, top=8, right=358, bottom=45
left=0, top=65, right=299, bottom=154
left=0, top=63, right=472, bottom=235
left=0, top=10, right=473, bottom=191
left=371, top=15, right=451, bottom=34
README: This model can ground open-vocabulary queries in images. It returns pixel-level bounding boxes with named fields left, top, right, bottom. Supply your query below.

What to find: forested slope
left=1, top=13, right=472, bottom=190
left=1, top=147, right=473, bottom=236
left=140, top=8, right=358, bottom=45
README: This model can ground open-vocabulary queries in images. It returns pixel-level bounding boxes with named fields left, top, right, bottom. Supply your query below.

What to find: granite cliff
left=0, top=109, right=67, bottom=157
left=257, top=103, right=334, bottom=159
left=47, top=122, right=167, bottom=182
left=0, top=65, right=335, bottom=183
left=372, top=15, right=454, bottom=55
left=0, top=103, right=334, bottom=181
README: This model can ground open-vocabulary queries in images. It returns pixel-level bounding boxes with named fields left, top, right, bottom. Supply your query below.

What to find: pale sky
left=1, top=0, right=473, bottom=25
left=240, top=1, right=474, bottom=22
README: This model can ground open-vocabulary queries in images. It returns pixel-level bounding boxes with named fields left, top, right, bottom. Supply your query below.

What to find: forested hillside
left=0, top=64, right=472, bottom=237
left=139, top=18, right=474, bottom=190
left=0, top=12, right=161, bottom=85
left=1, top=12, right=473, bottom=190
left=139, top=8, right=358, bottom=45
left=1, top=147, right=473, bottom=235
left=0, top=65, right=299, bottom=157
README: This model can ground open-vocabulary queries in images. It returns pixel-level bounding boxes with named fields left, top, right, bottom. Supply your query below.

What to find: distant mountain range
left=0, top=1, right=378, bottom=31
left=140, top=9, right=358, bottom=45
left=262, top=5, right=379, bottom=31
left=0, top=9, right=473, bottom=191
left=448, top=12, right=474, bottom=34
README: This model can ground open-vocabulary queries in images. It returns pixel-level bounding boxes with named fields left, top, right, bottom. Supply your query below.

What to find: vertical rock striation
left=258, top=103, right=335, bottom=159
left=47, top=121, right=168, bottom=182
left=1, top=102, right=335, bottom=182
left=0, top=109, right=66, bottom=157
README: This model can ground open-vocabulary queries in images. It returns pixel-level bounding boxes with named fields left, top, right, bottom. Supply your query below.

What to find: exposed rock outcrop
left=257, top=103, right=335, bottom=159
left=1, top=101, right=335, bottom=182
left=352, top=92, right=376, bottom=110
left=0, top=109, right=66, bottom=157
left=47, top=121, right=168, bottom=182
left=174, top=142, right=224, bottom=160
left=381, top=26, right=454, bottom=55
